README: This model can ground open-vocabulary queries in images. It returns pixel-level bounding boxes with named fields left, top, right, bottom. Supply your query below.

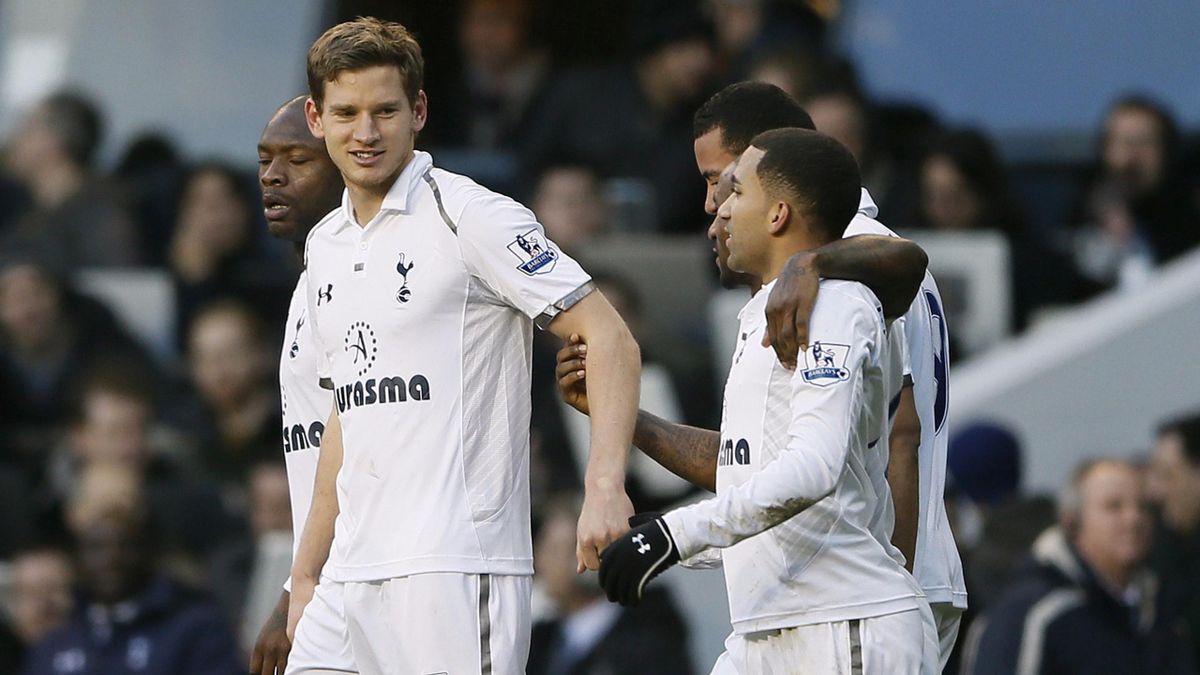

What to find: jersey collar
left=333, top=150, right=435, bottom=233
left=858, top=188, right=878, bottom=218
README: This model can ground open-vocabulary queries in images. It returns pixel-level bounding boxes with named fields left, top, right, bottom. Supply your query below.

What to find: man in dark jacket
left=1148, top=412, right=1200, bottom=666
left=963, top=459, right=1194, bottom=675
left=526, top=495, right=693, bottom=675
left=21, top=503, right=241, bottom=674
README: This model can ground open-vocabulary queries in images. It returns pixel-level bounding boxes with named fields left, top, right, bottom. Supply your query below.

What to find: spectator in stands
left=527, top=495, right=693, bottom=675
left=428, top=0, right=551, bottom=150
left=44, top=361, right=236, bottom=559
left=21, top=501, right=242, bottom=675
left=184, top=300, right=279, bottom=487
left=1148, top=412, right=1200, bottom=666
left=0, top=92, right=141, bottom=271
left=3, top=548, right=74, bottom=670
left=208, top=461, right=293, bottom=651
left=112, top=132, right=186, bottom=266
left=169, top=163, right=289, bottom=340
left=916, top=128, right=1027, bottom=238
left=707, top=0, right=768, bottom=80
left=0, top=261, right=147, bottom=464
left=948, top=422, right=1056, bottom=614
left=963, top=459, right=1194, bottom=675
left=1068, top=96, right=1200, bottom=293
left=747, top=48, right=820, bottom=106
left=522, top=0, right=714, bottom=233
left=531, top=164, right=608, bottom=256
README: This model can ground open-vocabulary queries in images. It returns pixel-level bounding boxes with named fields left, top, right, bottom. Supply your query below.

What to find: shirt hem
left=731, top=595, right=924, bottom=634
left=922, top=586, right=969, bottom=609
left=328, top=555, right=533, bottom=582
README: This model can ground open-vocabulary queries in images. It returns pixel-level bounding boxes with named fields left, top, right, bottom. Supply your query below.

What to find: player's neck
left=346, top=152, right=412, bottom=226
left=761, top=232, right=829, bottom=286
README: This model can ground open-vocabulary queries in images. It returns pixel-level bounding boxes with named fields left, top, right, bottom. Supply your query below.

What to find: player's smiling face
left=307, top=65, right=427, bottom=197
left=720, top=146, right=769, bottom=277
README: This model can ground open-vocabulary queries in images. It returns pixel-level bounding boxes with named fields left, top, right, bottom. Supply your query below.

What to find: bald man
left=964, top=460, right=1194, bottom=675
left=249, top=97, right=348, bottom=675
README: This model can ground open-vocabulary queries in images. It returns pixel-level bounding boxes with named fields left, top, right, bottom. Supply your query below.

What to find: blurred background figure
left=947, top=422, right=1056, bottom=621
left=522, top=0, right=715, bottom=232
left=1, top=548, right=75, bottom=671
left=1148, top=412, right=1200, bottom=666
left=44, top=360, right=235, bottom=561
left=915, top=129, right=1027, bottom=238
left=0, top=261, right=148, bottom=465
left=963, top=459, right=1194, bottom=675
left=527, top=495, right=693, bottom=675
left=182, top=300, right=279, bottom=489
left=21, top=498, right=242, bottom=675
left=1067, top=96, right=1200, bottom=294
left=208, top=461, right=293, bottom=653
left=429, top=0, right=551, bottom=151
left=112, top=133, right=186, bottom=267
left=0, top=92, right=141, bottom=271
left=531, top=163, right=609, bottom=256
left=169, top=162, right=291, bottom=340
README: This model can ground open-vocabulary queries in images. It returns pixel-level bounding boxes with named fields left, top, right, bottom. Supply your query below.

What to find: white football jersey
left=279, top=271, right=332, bottom=591
left=662, top=279, right=923, bottom=635
left=304, top=151, right=593, bottom=582
left=845, top=189, right=968, bottom=609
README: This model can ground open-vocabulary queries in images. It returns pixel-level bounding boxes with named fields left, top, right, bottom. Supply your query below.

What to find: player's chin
left=266, top=219, right=299, bottom=240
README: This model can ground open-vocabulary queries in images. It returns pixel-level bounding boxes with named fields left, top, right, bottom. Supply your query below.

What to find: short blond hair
left=307, top=16, right=424, bottom=109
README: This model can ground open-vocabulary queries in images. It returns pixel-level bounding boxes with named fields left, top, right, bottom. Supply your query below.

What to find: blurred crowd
left=1, top=0, right=1199, bottom=672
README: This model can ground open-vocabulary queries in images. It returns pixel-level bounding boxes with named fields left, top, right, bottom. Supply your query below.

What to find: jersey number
left=924, top=290, right=949, bottom=434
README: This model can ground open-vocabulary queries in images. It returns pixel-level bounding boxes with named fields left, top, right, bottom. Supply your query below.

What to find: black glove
left=598, top=516, right=681, bottom=607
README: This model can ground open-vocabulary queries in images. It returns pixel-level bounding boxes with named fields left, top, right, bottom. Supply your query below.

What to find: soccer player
left=249, top=97, right=350, bottom=675
left=561, top=81, right=967, bottom=666
left=286, top=18, right=640, bottom=674
left=598, top=128, right=938, bottom=672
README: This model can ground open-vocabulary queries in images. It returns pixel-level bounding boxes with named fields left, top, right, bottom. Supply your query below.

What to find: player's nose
left=353, top=114, right=380, bottom=144
left=704, top=185, right=718, bottom=216
left=261, top=159, right=285, bottom=186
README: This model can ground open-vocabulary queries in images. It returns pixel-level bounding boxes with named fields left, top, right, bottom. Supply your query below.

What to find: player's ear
left=305, top=97, right=325, bottom=139
left=768, top=201, right=789, bottom=235
left=411, top=90, right=428, bottom=133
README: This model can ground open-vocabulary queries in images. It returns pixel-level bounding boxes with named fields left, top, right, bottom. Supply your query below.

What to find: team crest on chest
left=801, top=341, right=851, bottom=386
left=507, top=228, right=557, bottom=275
left=396, top=253, right=415, bottom=304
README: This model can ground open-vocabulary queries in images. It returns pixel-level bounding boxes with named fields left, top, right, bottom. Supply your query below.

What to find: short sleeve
left=891, top=314, right=912, bottom=379
left=303, top=261, right=335, bottom=388
left=455, top=192, right=593, bottom=327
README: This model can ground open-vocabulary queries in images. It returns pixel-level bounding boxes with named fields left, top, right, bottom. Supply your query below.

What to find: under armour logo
left=633, top=533, right=651, bottom=554
left=317, top=284, right=333, bottom=305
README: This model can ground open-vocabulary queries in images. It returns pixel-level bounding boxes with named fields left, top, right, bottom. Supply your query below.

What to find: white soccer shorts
left=288, top=573, right=530, bottom=675
left=709, top=605, right=939, bottom=674
left=285, top=578, right=358, bottom=674
left=931, top=602, right=964, bottom=672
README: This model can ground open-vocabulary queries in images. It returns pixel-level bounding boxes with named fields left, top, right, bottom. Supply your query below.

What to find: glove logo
left=633, top=533, right=651, bottom=554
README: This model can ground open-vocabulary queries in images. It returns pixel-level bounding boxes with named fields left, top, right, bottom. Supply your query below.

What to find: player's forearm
left=633, top=410, right=719, bottom=492
left=811, top=235, right=928, bottom=319
left=888, top=387, right=921, bottom=572
left=888, top=436, right=920, bottom=572
left=292, top=411, right=342, bottom=584
left=662, top=431, right=843, bottom=558
left=579, top=324, right=641, bottom=489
